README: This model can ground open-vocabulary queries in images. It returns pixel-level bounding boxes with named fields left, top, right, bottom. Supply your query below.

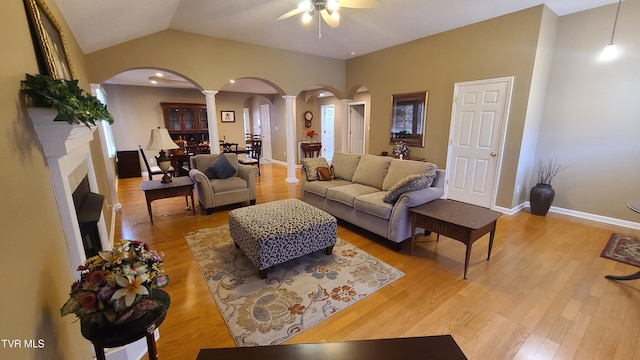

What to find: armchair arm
left=189, top=169, right=215, bottom=208
left=237, top=165, right=258, bottom=200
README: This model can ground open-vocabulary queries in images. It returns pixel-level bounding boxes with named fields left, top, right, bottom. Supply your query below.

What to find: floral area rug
left=600, top=233, right=640, bottom=268
left=184, top=225, right=404, bottom=347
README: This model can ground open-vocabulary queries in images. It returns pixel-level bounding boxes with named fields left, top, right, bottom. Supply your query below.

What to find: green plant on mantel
left=20, top=73, right=114, bottom=127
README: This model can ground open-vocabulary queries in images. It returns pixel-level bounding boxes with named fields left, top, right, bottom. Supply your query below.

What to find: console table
left=300, top=142, right=322, bottom=158
left=410, top=199, right=501, bottom=279
left=604, top=200, right=640, bottom=281
left=196, top=335, right=467, bottom=360
left=140, top=176, right=195, bottom=224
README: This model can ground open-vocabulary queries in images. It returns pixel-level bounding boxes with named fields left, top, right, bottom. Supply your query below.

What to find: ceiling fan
left=277, top=0, right=379, bottom=37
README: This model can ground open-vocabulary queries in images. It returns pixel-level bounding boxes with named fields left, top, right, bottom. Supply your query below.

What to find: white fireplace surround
left=28, top=107, right=109, bottom=277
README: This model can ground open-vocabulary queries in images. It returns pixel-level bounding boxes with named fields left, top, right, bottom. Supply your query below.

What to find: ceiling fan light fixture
left=302, top=10, right=313, bottom=23
left=298, top=0, right=311, bottom=10
left=330, top=10, right=340, bottom=21
left=327, top=0, right=340, bottom=11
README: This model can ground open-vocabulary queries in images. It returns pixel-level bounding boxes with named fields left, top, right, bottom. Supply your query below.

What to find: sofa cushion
left=382, top=160, right=438, bottom=191
left=304, top=179, right=352, bottom=197
left=383, top=174, right=436, bottom=203
left=330, top=152, right=361, bottom=181
left=351, top=155, right=392, bottom=190
left=354, top=192, right=393, bottom=220
left=204, top=153, right=236, bottom=179
left=326, top=183, right=379, bottom=207
left=301, top=157, right=329, bottom=181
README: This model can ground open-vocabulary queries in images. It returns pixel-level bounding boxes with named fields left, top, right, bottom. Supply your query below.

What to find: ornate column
left=283, top=95, right=299, bottom=183
left=202, top=90, right=220, bottom=154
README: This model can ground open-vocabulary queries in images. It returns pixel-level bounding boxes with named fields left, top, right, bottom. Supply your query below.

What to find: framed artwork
left=24, top=0, right=74, bottom=80
left=221, top=111, right=235, bottom=123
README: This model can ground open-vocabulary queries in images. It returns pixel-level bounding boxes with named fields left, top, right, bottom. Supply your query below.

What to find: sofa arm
left=237, top=165, right=258, bottom=200
left=189, top=169, right=215, bottom=208
left=386, top=187, right=445, bottom=243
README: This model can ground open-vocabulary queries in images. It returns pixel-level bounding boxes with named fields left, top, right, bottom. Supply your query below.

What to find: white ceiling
left=53, top=0, right=618, bottom=90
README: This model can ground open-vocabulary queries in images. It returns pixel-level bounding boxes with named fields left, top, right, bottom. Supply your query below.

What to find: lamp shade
left=146, top=128, right=179, bottom=150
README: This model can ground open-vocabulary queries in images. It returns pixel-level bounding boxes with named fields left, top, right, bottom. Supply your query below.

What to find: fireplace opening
left=72, top=176, right=105, bottom=258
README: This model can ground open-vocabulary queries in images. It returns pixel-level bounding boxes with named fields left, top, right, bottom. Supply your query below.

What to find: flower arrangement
left=536, top=158, right=568, bottom=185
left=61, top=240, right=169, bottom=326
left=306, top=129, right=318, bottom=140
left=392, top=141, right=409, bottom=157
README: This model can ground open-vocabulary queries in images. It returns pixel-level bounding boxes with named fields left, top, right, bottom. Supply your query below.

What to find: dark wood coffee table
left=140, top=176, right=195, bottom=224
left=410, top=199, right=502, bottom=279
left=196, top=335, right=466, bottom=360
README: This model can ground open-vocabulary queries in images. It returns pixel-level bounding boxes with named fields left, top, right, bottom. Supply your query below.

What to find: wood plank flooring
left=115, top=163, right=640, bottom=360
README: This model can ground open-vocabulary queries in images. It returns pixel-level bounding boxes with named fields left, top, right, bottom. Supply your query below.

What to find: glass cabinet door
left=198, top=108, right=208, bottom=130
left=183, top=108, right=196, bottom=130
left=167, top=107, right=181, bottom=131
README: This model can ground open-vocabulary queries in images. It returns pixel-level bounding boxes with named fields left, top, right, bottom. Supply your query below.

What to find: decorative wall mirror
left=389, top=91, right=428, bottom=147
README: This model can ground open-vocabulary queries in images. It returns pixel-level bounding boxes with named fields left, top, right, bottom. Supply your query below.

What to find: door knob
left=490, top=152, right=497, bottom=157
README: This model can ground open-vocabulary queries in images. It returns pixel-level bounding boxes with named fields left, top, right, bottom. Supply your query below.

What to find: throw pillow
left=204, top=153, right=236, bottom=179
left=383, top=173, right=436, bottom=203
left=351, top=154, right=392, bottom=190
left=301, top=157, right=329, bottom=181
left=317, top=166, right=332, bottom=181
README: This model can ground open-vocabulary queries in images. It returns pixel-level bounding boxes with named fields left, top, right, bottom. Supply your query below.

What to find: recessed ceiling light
left=150, top=80, right=158, bottom=84
left=230, top=79, right=236, bottom=83
left=155, top=72, right=163, bottom=77
left=349, top=51, right=356, bottom=56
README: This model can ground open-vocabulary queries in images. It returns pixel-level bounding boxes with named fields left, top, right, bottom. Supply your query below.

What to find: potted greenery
left=530, top=158, right=568, bottom=216
left=20, top=73, right=114, bottom=127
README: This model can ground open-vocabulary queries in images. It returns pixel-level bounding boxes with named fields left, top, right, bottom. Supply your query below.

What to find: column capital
left=202, top=90, right=219, bottom=98
left=282, top=95, right=297, bottom=101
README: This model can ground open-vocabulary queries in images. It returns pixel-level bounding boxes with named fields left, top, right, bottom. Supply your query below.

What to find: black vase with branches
left=530, top=158, right=567, bottom=216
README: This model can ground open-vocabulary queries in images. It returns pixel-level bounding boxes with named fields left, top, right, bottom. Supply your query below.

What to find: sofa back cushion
left=191, top=154, right=239, bottom=178
left=330, top=152, right=361, bottom=181
left=351, top=154, right=391, bottom=190
left=382, top=159, right=438, bottom=191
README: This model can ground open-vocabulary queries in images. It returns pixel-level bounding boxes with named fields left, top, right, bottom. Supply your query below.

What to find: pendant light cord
left=609, top=0, right=622, bottom=45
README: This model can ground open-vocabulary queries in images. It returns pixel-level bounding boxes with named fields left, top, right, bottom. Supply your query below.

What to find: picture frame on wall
left=221, top=111, right=235, bottom=123
left=24, top=0, right=74, bottom=80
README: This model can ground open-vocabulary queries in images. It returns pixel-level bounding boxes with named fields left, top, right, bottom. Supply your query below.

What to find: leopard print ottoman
left=228, top=199, right=337, bottom=279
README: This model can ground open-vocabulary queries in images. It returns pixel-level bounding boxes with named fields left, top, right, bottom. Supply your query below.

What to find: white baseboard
left=497, top=201, right=640, bottom=230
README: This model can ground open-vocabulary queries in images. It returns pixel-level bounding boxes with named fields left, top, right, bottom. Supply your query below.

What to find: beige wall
left=1, top=0, right=95, bottom=358
left=347, top=6, right=544, bottom=209
left=537, top=1, right=640, bottom=221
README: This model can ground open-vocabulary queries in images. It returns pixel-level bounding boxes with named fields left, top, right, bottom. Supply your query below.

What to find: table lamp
left=147, top=128, right=179, bottom=183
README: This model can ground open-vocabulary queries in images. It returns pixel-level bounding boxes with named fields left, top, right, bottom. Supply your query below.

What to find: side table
left=604, top=200, right=640, bottom=281
left=140, top=177, right=195, bottom=224
left=81, top=290, right=170, bottom=360
left=410, top=199, right=501, bottom=279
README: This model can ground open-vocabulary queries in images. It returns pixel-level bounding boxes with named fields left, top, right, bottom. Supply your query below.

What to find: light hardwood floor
left=116, top=162, right=640, bottom=360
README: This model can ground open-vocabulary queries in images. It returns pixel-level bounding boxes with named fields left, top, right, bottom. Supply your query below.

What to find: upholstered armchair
left=189, top=153, right=258, bottom=214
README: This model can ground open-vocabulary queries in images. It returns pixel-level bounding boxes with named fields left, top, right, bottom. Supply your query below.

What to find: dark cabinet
left=116, top=150, right=142, bottom=178
left=161, top=102, right=208, bottom=133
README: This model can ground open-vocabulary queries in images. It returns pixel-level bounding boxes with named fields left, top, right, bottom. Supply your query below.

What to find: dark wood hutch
left=160, top=102, right=210, bottom=153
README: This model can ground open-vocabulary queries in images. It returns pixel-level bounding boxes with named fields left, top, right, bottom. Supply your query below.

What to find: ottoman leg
left=325, top=245, right=334, bottom=255
left=258, top=268, right=269, bottom=279
left=234, top=241, right=239, bottom=249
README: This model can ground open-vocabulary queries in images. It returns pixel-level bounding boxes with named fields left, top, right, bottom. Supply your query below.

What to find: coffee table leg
left=146, top=332, right=158, bottom=359
left=487, top=224, right=496, bottom=260
left=145, top=196, right=154, bottom=225
left=325, top=245, right=334, bottom=255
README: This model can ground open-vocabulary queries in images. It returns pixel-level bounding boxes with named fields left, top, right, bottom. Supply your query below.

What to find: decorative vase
left=530, top=183, right=555, bottom=216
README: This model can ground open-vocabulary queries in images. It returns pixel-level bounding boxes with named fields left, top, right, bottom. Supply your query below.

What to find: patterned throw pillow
left=301, top=157, right=329, bottom=181
left=204, top=153, right=236, bottom=179
left=317, top=166, right=332, bottom=181
left=383, top=173, right=436, bottom=203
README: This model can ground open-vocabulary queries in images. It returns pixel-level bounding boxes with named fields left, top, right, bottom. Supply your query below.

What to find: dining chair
left=238, top=140, right=261, bottom=175
left=138, top=145, right=174, bottom=181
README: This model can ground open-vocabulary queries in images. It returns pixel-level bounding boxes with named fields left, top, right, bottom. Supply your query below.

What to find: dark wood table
left=301, top=142, right=322, bottom=158
left=196, top=335, right=467, bottom=360
left=140, top=176, right=195, bottom=224
left=81, top=290, right=170, bottom=360
left=410, top=199, right=502, bottom=279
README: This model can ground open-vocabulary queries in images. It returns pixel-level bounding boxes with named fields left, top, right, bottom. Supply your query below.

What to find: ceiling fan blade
left=339, top=0, right=379, bottom=9
left=277, top=7, right=305, bottom=21
left=321, top=9, right=340, bottom=28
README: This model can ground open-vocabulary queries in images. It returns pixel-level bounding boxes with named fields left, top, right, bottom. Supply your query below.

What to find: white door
left=321, top=105, right=335, bottom=161
left=446, top=77, right=513, bottom=208
left=259, top=104, right=272, bottom=161
left=348, top=102, right=365, bottom=154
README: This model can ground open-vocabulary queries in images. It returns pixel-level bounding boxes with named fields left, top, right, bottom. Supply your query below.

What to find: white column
left=283, top=95, right=299, bottom=183
left=202, top=90, right=220, bottom=154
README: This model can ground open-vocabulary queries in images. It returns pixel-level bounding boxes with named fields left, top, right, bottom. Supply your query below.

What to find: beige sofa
left=189, top=153, right=258, bottom=214
left=301, top=152, right=444, bottom=249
